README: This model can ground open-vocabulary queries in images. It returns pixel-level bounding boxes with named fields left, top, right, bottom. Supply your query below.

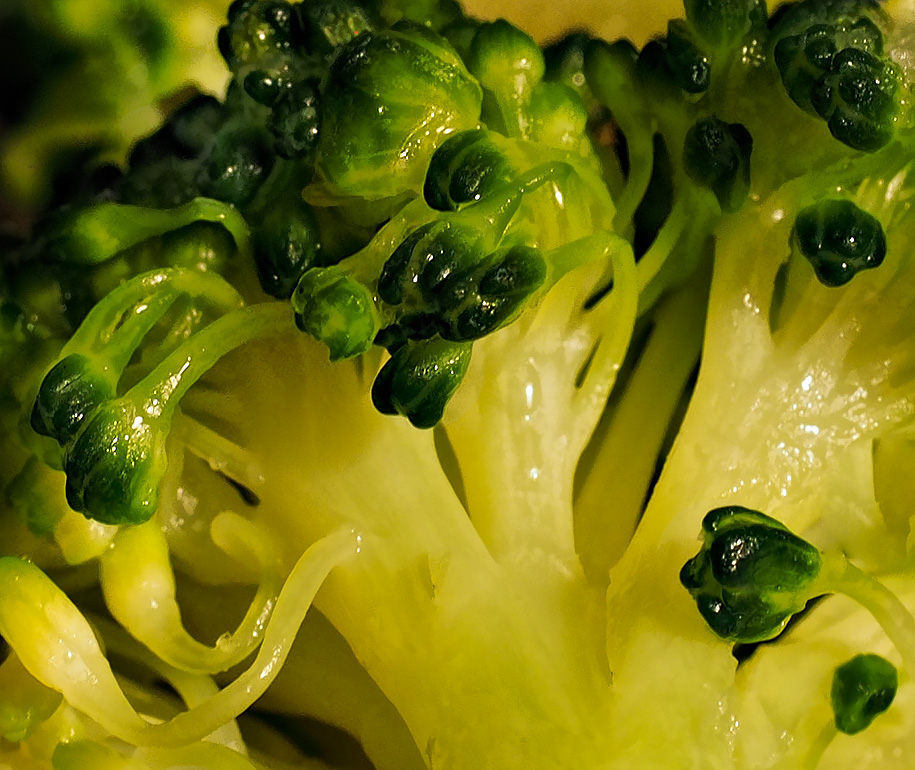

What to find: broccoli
left=3, top=0, right=915, bottom=768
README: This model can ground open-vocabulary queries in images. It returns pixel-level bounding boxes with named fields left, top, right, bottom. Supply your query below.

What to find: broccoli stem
left=136, top=301, right=291, bottom=410
left=575, top=278, right=704, bottom=581
left=820, top=553, right=915, bottom=678
left=99, top=513, right=284, bottom=674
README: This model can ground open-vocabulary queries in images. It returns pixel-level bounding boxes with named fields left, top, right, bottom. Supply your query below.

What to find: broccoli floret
left=5, top=0, right=915, bottom=769
left=831, top=653, right=898, bottom=735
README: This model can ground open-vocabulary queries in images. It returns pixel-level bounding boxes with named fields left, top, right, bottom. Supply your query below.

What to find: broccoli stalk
left=5, top=0, right=915, bottom=769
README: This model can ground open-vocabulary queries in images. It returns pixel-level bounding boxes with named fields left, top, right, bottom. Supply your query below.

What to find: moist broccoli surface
left=3, top=0, right=915, bottom=768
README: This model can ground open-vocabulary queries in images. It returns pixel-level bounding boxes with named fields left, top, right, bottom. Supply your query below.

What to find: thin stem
left=89, top=614, right=246, bottom=753
left=131, top=302, right=291, bottom=414
left=0, top=531, right=355, bottom=748
left=613, top=128, right=654, bottom=233
left=99, top=513, right=283, bottom=674
left=173, top=413, right=265, bottom=492
left=65, top=269, right=242, bottom=357
left=575, top=281, right=703, bottom=580
left=574, top=235, right=638, bottom=408
left=802, top=723, right=837, bottom=770
left=824, top=553, right=915, bottom=676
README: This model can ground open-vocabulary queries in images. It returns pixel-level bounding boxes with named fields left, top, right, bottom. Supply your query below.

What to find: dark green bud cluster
left=267, top=78, right=321, bottom=160
left=464, top=20, right=589, bottom=150
left=831, top=654, right=898, bottom=735
left=793, top=198, right=887, bottom=286
left=809, top=48, right=899, bottom=152
left=377, top=224, right=547, bottom=344
left=218, top=0, right=312, bottom=104
left=684, top=0, right=767, bottom=52
left=371, top=338, right=472, bottom=428
left=680, top=506, right=822, bottom=643
left=772, top=0, right=899, bottom=151
left=252, top=193, right=323, bottom=299
left=30, top=354, right=114, bottom=447
left=121, top=94, right=274, bottom=209
left=61, top=400, right=168, bottom=526
left=683, top=117, right=753, bottom=212
left=638, top=22, right=711, bottom=96
left=424, top=130, right=514, bottom=211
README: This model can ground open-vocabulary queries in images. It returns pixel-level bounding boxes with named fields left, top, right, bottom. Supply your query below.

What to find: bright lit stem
left=99, top=513, right=283, bottom=674
left=446, top=230, right=635, bottom=574
left=173, top=413, right=266, bottom=494
left=0, top=530, right=355, bottom=747
left=124, top=301, right=291, bottom=428
left=575, top=279, right=704, bottom=581
left=635, top=188, right=718, bottom=314
left=817, top=553, right=915, bottom=678
left=88, top=614, right=245, bottom=753
left=61, top=268, right=243, bottom=365
left=800, top=723, right=838, bottom=770
left=59, top=197, right=252, bottom=267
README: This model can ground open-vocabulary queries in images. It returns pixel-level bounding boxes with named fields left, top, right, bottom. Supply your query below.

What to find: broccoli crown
left=4, top=0, right=915, bottom=768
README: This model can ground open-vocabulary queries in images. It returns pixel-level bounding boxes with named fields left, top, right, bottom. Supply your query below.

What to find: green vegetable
left=831, top=654, right=898, bottom=735
left=4, top=0, right=915, bottom=768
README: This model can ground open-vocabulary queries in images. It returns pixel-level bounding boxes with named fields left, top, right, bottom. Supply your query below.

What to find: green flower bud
left=438, top=244, right=547, bottom=342
left=831, top=654, right=898, bottom=735
left=794, top=198, right=886, bottom=287
left=810, top=47, right=899, bottom=152
left=664, top=20, right=711, bottom=94
left=680, top=506, right=822, bottom=643
left=253, top=195, right=323, bottom=299
left=201, top=126, right=274, bottom=208
left=371, top=337, right=472, bottom=427
left=30, top=354, right=113, bottom=446
left=292, top=266, right=380, bottom=360
left=62, top=400, right=170, bottom=526
left=683, top=116, right=753, bottom=213
left=316, top=24, right=482, bottom=198
left=424, top=130, right=514, bottom=211
left=268, top=78, right=321, bottom=160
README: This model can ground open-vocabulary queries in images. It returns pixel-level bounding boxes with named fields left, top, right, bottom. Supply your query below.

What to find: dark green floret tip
left=662, top=20, right=711, bottom=94
left=371, top=338, right=472, bottom=428
left=298, top=0, right=376, bottom=54
left=62, top=402, right=169, bottom=526
left=680, top=506, right=822, bottom=643
left=268, top=79, right=321, bottom=160
left=831, top=654, right=898, bottom=735
left=424, top=130, right=514, bottom=211
left=252, top=196, right=323, bottom=299
left=438, top=244, right=547, bottom=342
left=31, top=355, right=114, bottom=446
left=683, top=117, right=753, bottom=213
left=794, top=198, right=887, bottom=287
left=771, top=0, right=898, bottom=151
